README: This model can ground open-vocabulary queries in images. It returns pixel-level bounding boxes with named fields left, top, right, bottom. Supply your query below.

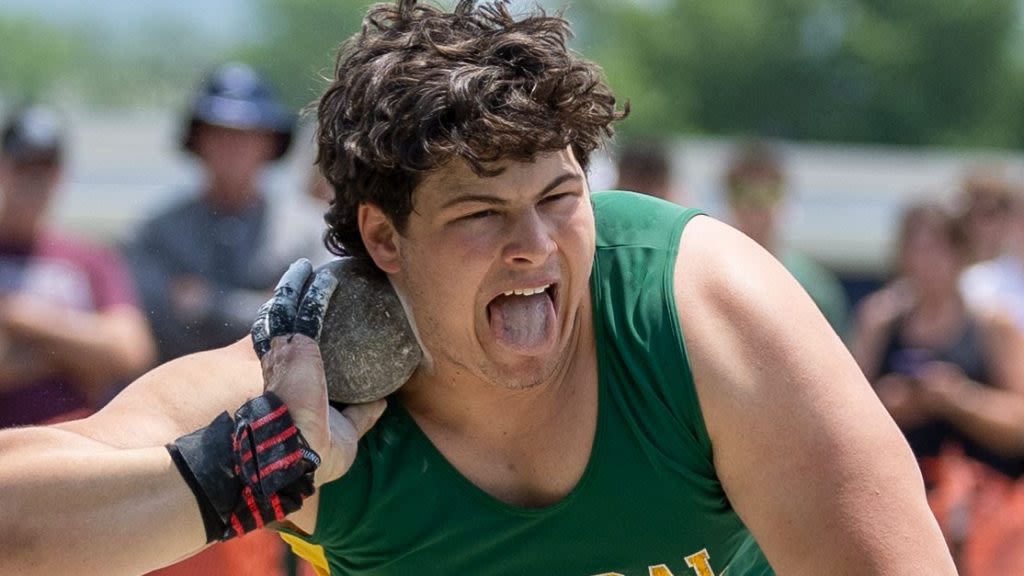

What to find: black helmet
left=181, top=62, right=294, bottom=160
left=2, top=105, right=65, bottom=164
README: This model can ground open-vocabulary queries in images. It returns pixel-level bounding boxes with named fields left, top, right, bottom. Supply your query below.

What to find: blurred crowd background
left=5, top=1, right=1024, bottom=575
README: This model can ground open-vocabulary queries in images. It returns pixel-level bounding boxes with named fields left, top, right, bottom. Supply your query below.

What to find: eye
left=541, top=191, right=578, bottom=206
left=459, top=209, right=499, bottom=221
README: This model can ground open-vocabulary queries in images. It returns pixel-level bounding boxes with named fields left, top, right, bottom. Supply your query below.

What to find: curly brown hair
left=316, top=0, right=627, bottom=257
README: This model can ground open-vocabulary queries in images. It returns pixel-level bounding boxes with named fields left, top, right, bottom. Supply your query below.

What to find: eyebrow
left=441, top=172, right=581, bottom=210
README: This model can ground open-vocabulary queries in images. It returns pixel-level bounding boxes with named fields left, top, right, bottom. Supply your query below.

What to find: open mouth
left=487, top=283, right=558, bottom=318
left=485, top=283, right=559, bottom=352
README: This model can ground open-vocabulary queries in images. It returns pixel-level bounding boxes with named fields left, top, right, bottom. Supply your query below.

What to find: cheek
left=445, top=220, right=505, bottom=260
left=563, top=208, right=596, bottom=257
left=401, top=240, right=485, bottom=320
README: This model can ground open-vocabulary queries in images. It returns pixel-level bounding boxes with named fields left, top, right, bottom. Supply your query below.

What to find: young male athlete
left=0, top=1, right=955, bottom=575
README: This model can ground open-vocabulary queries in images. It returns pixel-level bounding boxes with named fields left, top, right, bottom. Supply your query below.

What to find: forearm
left=6, top=306, right=155, bottom=390
left=0, top=340, right=273, bottom=573
left=942, top=384, right=1024, bottom=457
left=0, top=344, right=59, bottom=391
left=0, top=426, right=206, bottom=576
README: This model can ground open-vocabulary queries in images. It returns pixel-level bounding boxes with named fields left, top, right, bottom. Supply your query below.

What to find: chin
left=488, top=374, right=548, bottom=391
left=479, top=354, right=561, bottom=391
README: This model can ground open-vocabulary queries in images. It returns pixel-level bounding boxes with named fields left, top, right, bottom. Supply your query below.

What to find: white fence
left=45, top=110, right=1024, bottom=276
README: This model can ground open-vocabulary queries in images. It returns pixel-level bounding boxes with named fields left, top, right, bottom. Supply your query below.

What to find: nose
left=502, top=208, right=557, bottom=267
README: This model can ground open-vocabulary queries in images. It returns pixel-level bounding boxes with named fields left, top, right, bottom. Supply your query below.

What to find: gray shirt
left=125, top=194, right=297, bottom=362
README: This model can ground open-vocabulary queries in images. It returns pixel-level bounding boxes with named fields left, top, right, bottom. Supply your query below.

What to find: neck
left=398, top=299, right=594, bottom=440
left=205, top=177, right=259, bottom=214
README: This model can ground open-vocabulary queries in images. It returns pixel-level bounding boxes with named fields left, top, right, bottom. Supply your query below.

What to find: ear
left=358, top=203, right=402, bottom=274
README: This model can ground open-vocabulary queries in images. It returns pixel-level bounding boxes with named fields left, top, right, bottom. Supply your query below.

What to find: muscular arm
left=0, top=339, right=262, bottom=575
left=677, top=217, right=955, bottom=575
left=0, top=261, right=385, bottom=576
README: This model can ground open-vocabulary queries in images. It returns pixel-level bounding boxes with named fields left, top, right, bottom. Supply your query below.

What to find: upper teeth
left=503, top=284, right=550, bottom=297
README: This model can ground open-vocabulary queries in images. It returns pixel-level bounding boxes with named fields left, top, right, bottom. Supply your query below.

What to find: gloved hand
left=251, top=258, right=388, bottom=487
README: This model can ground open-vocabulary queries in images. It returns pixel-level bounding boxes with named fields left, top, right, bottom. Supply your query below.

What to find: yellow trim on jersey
left=279, top=533, right=330, bottom=576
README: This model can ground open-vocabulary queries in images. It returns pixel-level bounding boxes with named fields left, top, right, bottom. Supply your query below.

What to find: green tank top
left=286, top=191, right=772, bottom=575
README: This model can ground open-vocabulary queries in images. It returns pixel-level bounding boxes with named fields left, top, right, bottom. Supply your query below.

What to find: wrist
left=168, top=392, right=320, bottom=542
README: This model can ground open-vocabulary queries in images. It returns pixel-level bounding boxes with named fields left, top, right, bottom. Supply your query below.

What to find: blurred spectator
left=961, top=185, right=1024, bottom=331
left=123, top=63, right=299, bottom=576
left=0, top=105, right=155, bottom=427
left=723, top=140, right=850, bottom=338
left=957, top=168, right=1014, bottom=266
left=125, top=62, right=305, bottom=363
left=852, top=201, right=1024, bottom=573
left=283, top=152, right=336, bottom=268
left=613, top=139, right=684, bottom=203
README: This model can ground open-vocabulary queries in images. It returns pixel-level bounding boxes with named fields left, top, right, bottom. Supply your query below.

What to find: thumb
left=330, top=399, right=388, bottom=444
left=344, top=399, right=389, bottom=438
left=317, top=400, right=387, bottom=485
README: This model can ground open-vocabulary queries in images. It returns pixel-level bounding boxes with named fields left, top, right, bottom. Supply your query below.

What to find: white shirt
left=961, top=254, right=1024, bottom=330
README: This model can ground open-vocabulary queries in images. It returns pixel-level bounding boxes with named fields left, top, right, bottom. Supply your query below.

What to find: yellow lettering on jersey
left=684, top=549, right=715, bottom=576
left=279, top=533, right=330, bottom=576
left=648, top=565, right=676, bottom=576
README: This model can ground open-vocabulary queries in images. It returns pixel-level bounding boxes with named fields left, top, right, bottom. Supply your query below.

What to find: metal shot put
left=1, top=1, right=956, bottom=575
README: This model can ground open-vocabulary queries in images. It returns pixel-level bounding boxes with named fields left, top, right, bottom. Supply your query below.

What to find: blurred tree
left=841, top=0, right=1021, bottom=146
left=4, top=0, right=1023, bottom=148
left=573, top=0, right=1024, bottom=147
left=0, top=15, right=79, bottom=102
left=86, top=18, right=234, bottom=109
left=0, top=13, right=226, bottom=110
left=236, top=0, right=375, bottom=113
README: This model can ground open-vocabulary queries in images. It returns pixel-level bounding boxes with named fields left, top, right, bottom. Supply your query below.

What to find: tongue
left=488, top=292, right=553, bottom=351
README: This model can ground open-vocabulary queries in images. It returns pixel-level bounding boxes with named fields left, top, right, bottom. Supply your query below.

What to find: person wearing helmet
left=123, top=64, right=299, bottom=576
left=0, top=105, right=155, bottom=427
left=125, top=62, right=304, bottom=364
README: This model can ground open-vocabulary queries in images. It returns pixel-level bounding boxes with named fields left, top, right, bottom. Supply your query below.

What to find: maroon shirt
left=0, top=232, right=138, bottom=427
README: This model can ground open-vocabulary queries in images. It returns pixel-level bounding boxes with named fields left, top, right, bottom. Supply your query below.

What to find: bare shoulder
left=674, top=215, right=851, bottom=382
left=57, top=338, right=263, bottom=448
left=671, top=216, right=953, bottom=573
left=673, top=215, right=863, bottom=422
